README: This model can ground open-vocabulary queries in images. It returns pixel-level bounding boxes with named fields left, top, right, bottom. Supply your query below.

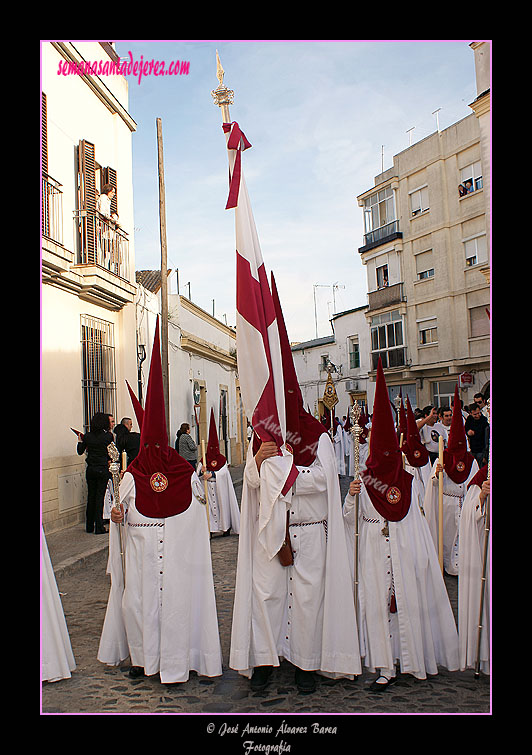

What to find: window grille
left=80, top=315, right=116, bottom=432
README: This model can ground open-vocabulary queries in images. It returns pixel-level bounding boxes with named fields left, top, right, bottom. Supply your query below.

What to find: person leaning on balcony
left=97, top=184, right=115, bottom=219
left=76, top=412, right=115, bottom=534
left=96, top=184, right=116, bottom=270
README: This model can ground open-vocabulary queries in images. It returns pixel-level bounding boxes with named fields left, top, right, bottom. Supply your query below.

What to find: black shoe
left=95, top=527, right=108, bottom=534
left=250, top=665, right=273, bottom=691
left=86, top=526, right=94, bottom=533
left=295, top=668, right=316, bottom=693
left=128, top=666, right=145, bottom=679
left=223, top=529, right=231, bottom=537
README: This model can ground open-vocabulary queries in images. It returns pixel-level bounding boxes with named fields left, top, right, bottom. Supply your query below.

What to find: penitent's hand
left=255, top=441, right=279, bottom=472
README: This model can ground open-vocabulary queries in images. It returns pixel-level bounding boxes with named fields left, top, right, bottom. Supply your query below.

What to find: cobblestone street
left=42, top=473, right=490, bottom=723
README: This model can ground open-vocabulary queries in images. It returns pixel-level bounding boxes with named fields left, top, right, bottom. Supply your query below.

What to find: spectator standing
left=176, top=423, right=198, bottom=469
left=464, top=404, right=489, bottom=467
left=76, top=412, right=114, bottom=534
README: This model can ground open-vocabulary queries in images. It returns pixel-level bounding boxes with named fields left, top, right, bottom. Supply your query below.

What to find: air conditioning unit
left=345, top=380, right=359, bottom=392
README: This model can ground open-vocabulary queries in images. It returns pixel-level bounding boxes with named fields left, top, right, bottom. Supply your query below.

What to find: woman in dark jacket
left=76, top=412, right=114, bottom=534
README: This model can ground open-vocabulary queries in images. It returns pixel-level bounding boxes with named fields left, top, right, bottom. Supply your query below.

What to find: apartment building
left=355, top=49, right=490, bottom=410
left=41, top=42, right=138, bottom=534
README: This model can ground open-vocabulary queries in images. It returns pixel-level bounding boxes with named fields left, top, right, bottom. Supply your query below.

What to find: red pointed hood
left=270, top=272, right=327, bottom=467
left=127, top=317, right=193, bottom=518
left=401, top=395, right=430, bottom=468
left=126, top=380, right=144, bottom=431
left=205, top=408, right=227, bottom=471
left=363, top=358, right=412, bottom=521
left=443, top=384, right=475, bottom=483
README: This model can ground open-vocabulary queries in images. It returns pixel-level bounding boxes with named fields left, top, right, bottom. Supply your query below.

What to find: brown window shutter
left=78, top=140, right=97, bottom=263
left=102, top=166, right=118, bottom=215
left=41, top=93, right=48, bottom=176
left=42, top=93, right=48, bottom=236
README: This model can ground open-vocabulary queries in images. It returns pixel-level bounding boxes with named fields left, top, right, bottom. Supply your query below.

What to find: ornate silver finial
left=350, top=401, right=363, bottom=482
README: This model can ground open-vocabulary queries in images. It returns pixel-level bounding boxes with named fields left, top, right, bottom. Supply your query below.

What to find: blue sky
left=114, top=40, right=478, bottom=343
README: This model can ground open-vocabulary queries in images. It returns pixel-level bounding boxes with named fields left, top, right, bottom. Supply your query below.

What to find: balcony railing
left=42, top=174, right=63, bottom=245
left=359, top=220, right=402, bottom=254
left=74, top=210, right=130, bottom=280
left=368, top=282, right=406, bottom=311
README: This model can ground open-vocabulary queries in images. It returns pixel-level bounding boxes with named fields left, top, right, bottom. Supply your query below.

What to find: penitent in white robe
left=458, top=483, right=490, bottom=675
left=41, top=530, right=76, bottom=682
left=97, top=472, right=222, bottom=683
left=197, top=462, right=240, bottom=534
left=334, top=425, right=346, bottom=475
left=343, top=480, right=459, bottom=679
left=230, top=433, right=361, bottom=679
left=423, top=460, right=479, bottom=576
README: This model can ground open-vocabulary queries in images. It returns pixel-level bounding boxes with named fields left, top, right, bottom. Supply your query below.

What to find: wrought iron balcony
left=74, top=210, right=130, bottom=280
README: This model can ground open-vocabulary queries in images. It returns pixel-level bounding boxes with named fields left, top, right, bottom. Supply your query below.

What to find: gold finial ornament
left=215, top=49, right=224, bottom=86
left=211, top=50, right=234, bottom=122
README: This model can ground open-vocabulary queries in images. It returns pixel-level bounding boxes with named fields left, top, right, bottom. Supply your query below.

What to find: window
left=459, top=161, right=483, bottom=196
left=363, top=186, right=395, bottom=234
left=376, top=264, right=389, bottom=288
left=470, top=306, right=490, bottom=338
left=370, top=310, right=405, bottom=369
left=415, top=250, right=434, bottom=281
left=410, top=186, right=429, bottom=216
left=349, top=338, right=360, bottom=369
left=320, top=354, right=329, bottom=371
left=81, top=315, right=117, bottom=433
left=464, top=235, right=488, bottom=267
left=418, top=320, right=438, bottom=346
left=432, top=380, right=457, bottom=408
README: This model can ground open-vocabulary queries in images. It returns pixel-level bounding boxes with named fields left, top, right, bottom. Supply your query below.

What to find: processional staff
left=107, top=441, right=126, bottom=583
left=474, top=398, right=490, bottom=679
left=438, top=435, right=444, bottom=574
left=349, top=401, right=363, bottom=621
left=201, top=439, right=211, bottom=533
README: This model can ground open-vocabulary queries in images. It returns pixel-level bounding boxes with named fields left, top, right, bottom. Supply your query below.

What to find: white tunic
left=423, top=460, right=479, bottom=575
left=343, top=480, right=459, bottom=679
left=458, top=483, right=490, bottom=674
left=230, top=433, right=361, bottom=678
left=334, top=425, right=346, bottom=475
left=97, top=472, right=222, bottom=683
left=41, top=530, right=76, bottom=682
left=196, top=462, right=240, bottom=534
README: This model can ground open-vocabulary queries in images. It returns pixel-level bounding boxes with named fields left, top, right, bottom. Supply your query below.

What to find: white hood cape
left=230, top=433, right=361, bottom=678
left=197, top=461, right=240, bottom=534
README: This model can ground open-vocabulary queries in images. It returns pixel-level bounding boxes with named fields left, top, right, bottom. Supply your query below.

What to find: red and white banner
left=223, top=121, right=297, bottom=556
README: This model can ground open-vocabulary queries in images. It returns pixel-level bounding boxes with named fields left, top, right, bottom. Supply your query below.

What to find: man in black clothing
left=464, top=404, right=489, bottom=467
left=114, top=417, right=140, bottom=466
left=76, top=412, right=114, bottom=534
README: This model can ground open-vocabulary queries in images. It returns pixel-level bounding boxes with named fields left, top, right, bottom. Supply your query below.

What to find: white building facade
left=291, top=305, right=372, bottom=421
left=135, top=272, right=247, bottom=467
left=41, top=42, right=138, bottom=534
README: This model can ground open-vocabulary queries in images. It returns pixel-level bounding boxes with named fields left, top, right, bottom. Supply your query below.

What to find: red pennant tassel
left=389, top=594, right=397, bottom=614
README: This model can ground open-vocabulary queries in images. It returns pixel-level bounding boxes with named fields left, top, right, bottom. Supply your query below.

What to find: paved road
left=42, top=474, right=490, bottom=722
